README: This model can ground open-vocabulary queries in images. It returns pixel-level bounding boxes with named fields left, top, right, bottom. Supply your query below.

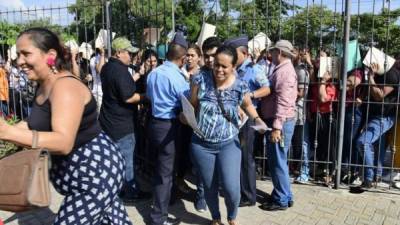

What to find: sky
left=294, top=0, right=400, bottom=14
left=0, top=0, right=399, bottom=25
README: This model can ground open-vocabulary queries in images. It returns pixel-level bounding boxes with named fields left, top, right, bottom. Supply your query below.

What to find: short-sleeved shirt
left=146, top=61, right=190, bottom=119
left=309, top=83, right=338, bottom=114
left=295, top=64, right=310, bottom=125
left=193, top=70, right=249, bottom=143
left=346, top=69, right=363, bottom=107
left=99, top=57, right=136, bottom=141
left=237, top=58, right=270, bottom=107
left=368, top=67, right=400, bottom=117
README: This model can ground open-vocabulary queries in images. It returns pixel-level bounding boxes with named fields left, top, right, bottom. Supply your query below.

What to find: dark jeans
left=309, top=112, right=337, bottom=173
left=191, top=135, right=241, bottom=221
left=175, top=123, right=193, bottom=179
left=148, top=118, right=179, bottom=225
left=342, top=107, right=363, bottom=174
left=239, top=119, right=257, bottom=203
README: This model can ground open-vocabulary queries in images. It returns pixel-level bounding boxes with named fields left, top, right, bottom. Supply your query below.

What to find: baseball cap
left=112, top=37, right=139, bottom=53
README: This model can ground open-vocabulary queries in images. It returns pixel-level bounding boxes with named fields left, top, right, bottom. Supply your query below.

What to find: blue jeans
left=116, top=133, right=137, bottom=191
left=294, top=122, right=310, bottom=181
left=356, top=116, right=394, bottom=182
left=191, top=135, right=241, bottom=221
left=265, top=118, right=295, bottom=207
left=343, top=107, right=363, bottom=173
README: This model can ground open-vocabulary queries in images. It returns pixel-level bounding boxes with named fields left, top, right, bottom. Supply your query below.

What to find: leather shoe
left=161, top=217, right=181, bottom=225
left=288, top=200, right=294, bottom=207
left=260, top=201, right=288, bottom=211
left=122, top=190, right=152, bottom=204
left=238, top=200, right=256, bottom=207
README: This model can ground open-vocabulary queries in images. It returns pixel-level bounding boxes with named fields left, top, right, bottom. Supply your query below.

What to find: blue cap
left=224, top=35, right=248, bottom=49
left=172, top=31, right=188, bottom=49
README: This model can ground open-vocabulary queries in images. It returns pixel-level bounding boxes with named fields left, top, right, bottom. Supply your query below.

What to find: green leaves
left=0, top=114, right=21, bottom=159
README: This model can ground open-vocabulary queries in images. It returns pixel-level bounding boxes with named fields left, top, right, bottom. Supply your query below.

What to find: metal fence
left=1, top=0, right=400, bottom=192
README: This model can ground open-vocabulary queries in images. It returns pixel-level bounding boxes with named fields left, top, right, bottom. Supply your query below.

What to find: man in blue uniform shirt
left=146, top=32, right=189, bottom=225
left=225, top=35, right=271, bottom=207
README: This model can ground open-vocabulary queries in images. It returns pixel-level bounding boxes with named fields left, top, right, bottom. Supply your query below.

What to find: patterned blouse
left=192, top=70, right=249, bottom=143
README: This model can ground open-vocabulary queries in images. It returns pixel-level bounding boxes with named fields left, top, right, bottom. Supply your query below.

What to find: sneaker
left=294, top=176, right=309, bottom=184
left=392, top=172, right=400, bottom=182
left=375, top=177, right=390, bottom=188
left=352, top=177, right=362, bottom=185
left=194, top=197, right=207, bottom=212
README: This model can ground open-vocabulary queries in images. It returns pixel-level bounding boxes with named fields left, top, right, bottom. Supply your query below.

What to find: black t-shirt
left=99, top=57, right=136, bottom=141
left=368, top=67, right=400, bottom=117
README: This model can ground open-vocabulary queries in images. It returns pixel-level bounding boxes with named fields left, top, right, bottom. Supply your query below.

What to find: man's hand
left=269, top=128, right=282, bottom=143
left=369, top=63, right=380, bottom=75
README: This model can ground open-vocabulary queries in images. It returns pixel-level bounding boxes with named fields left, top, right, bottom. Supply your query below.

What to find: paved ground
left=2, top=180, right=400, bottom=225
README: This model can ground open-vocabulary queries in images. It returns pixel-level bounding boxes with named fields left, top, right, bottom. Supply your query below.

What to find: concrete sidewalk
left=2, top=180, right=400, bottom=225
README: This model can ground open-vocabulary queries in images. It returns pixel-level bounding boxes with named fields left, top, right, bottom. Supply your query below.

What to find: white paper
left=79, top=42, right=94, bottom=60
left=95, top=29, right=116, bottom=49
left=362, top=47, right=395, bottom=75
left=143, top=27, right=162, bottom=46
left=180, top=94, right=205, bottom=138
left=196, top=23, right=216, bottom=48
left=250, top=122, right=271, bottom=132
left=65, top=40, right=79, bottom=52
left=8, top=45, right=17, bottom=61
left=318, top=56, right=341, bottom=79
left=248, top=32, right=271, bottom=56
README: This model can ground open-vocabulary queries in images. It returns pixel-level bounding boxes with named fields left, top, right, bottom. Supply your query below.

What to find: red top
left=309, top=83, right=338, bottom=114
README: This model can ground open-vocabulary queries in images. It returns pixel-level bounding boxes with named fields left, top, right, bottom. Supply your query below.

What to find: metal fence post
left=105, top=0, right=112, bottom=58
left=335, top=0, right=351, bottom=189
left=171, top=0, right=175, bottom=33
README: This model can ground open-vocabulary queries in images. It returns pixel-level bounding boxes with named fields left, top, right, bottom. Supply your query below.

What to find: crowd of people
left=1, top=26, right=400, bottom=225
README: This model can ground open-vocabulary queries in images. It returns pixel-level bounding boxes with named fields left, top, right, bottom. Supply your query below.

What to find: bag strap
left=213, top=81, right=239, bottom=129
left=32, top=130, right=39, bottom=149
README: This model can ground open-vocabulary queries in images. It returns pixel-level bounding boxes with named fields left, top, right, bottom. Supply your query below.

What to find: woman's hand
left=322, top=71, right=332, bottom=83
left=254, top=117, right=268, bottom=134
left=179, top=112, right=188, bottom=125
left=0, top=117, right=11, bottom=139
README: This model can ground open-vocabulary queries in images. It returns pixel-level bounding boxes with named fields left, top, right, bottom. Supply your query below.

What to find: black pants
left=239, top=119, right=257, bottom=203
left=148, top=117, right=179, bottom=225
left=175, top=123, right=193, bottom=179
left=309, top=112, right=337, bottom=173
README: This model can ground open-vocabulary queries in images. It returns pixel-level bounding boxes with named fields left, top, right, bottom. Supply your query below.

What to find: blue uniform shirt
left=147, top=61, right=190, bottom=119
left=236, top=58, right=270, bottom=107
